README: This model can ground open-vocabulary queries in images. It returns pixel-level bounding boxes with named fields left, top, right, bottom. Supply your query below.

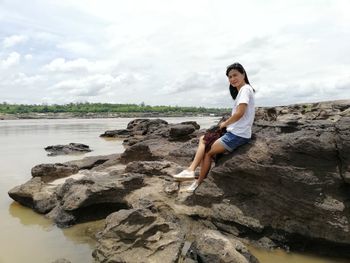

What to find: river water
left=0, top=117, right=348, bottom=263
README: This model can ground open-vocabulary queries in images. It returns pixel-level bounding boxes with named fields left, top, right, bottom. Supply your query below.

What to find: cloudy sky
left=1, top=0, right=349, bottom=107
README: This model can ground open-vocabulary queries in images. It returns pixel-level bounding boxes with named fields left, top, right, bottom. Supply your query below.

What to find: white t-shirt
left=226, top=84, right=255, bottom=138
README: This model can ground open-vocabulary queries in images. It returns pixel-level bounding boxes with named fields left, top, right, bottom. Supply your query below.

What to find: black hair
left=226, top=62, right=253, bottom=100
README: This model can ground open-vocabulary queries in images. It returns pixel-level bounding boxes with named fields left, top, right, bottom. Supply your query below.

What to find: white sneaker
left=186, top=180, right=199, bottom=193
left=173, top=169, right=195, bottom=181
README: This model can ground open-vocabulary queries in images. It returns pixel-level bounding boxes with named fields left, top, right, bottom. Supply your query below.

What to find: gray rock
left=31, top=163, right=79, bottom=182
left=65, top=154, right=119, bottom=170
left=125, top=160, right=182, bottom=177
left=181, top=121, right=201, bottom=130
left=120, top=142, right=159, bottom=164
left=169, top=124, right=196, bottom=140
left=189, top=230, right=259, bottom=263
left=93, top=208, right=183, bottom=263
left=48, top=172, right=144, bottom=227
left=8, top=177, right=57, bottom=214
left=100, top=129, right=131, bottom=138
left=93, top=208, right=258, bottom=263
left=126, top=118, right=169, bottom=135
left=44, top=143, right=91, bottom=156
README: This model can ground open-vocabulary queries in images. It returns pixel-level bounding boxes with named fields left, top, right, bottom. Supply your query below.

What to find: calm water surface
left=0, top=117, right=348, bottom=263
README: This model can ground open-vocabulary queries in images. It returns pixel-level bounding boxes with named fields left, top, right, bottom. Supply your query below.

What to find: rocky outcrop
left=44, top=143, right=91, bottom=156
left=46, top=171, right=144, bottom=227
left=8, top=154, right=121, bottom=217
left=31, top=163, right=79, bottom=182
left=93, top=208, right=258, bottom=263
left=8, top=177, right=58, bottom=213
left=100, top=118, right=200, bottom=145
left=8, top=100, right=350, bottom=261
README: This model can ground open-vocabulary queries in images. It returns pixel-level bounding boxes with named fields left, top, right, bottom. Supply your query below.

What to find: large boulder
left=47, top=172, right=144, bottom=227
left=8, top=177, right=57, bottom=213
left=169, top=124, right=196, bottom=141
left=120, top=142, right=160, bottom=164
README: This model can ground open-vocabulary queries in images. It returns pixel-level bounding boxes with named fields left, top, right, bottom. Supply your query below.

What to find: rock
left=93, top=208, right=258, bottom=263
left=100, top=119, right=201, bottom=148
left=125, top=160, right=182, bottom=177
left=256, top=237, right=277, bottom=250
left=169, top=124, right=196, bottom=140
left=65, top=154, right=119, bottom=170
left=48, top=172, right=144, bottom=227
left=181, top=121, right=201, bottom=130
left=169, top=138, right=199, bottom=158
left=31, top=163, right=79, bottom=182
left=100, top=129, right=131, bottom=138
left=189, top=230, right=259, bottom=263
left=164, top=182, right=179, bottom=195
left=120, top=142, right=159, bottom=164
left=93, top=208, right=184, bottom=263
left=30, top=154, right=119, bottom=182
left=8, top=177, right=57, bottom=214
left=44, top=143, right=91, bottom=156
left=126, top=118, right=169, bottom=135
left=202, top=103, right=350, bottom=249
left=335, top=116, right=350, bottom=183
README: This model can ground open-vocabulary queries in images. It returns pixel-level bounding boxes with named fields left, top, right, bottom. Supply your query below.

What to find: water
left=0, top=117, right=348, bottom=263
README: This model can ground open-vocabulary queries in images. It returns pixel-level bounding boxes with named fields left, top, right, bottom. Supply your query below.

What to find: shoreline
left=0, top=112, right=223, bottom=120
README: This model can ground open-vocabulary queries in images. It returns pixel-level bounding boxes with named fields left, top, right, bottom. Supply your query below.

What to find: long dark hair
left=226, top=62, right=252, bottom=100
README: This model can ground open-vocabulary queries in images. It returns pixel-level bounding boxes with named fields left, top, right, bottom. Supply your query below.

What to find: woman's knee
left=199, top=135, right=205, bottom=144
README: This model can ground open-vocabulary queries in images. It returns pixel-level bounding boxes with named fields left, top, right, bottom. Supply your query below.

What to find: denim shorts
left=219, top=132, right=250, bottom=152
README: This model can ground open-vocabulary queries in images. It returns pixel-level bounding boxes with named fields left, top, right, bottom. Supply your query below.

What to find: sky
left=0, top=0, right=350, bottom=107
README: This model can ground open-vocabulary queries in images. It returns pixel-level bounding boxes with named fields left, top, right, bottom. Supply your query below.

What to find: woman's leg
left=187, top=136, right=206, bottom=171
left=196, top=139, right=226, bottom=184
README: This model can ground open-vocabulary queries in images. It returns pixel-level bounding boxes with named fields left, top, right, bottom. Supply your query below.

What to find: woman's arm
left=220, top=103, right=247, bottom=129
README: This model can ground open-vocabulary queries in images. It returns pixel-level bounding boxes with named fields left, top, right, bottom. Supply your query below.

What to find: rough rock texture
left=46, top=171, right=144, bottom=227
left=120, top=142, right=160, bottom=164
left=44, top=143, right=91, bottom=156
left=8, top=154, right=122, bottom=220
left=8, top=177, right=57, bottom=213
left=31, top=163, right=79, bottom=182
left=100, top=118, right=200, bottom=145
left=93, top=208, right=184, bottom=263
left=93, top=208, right=258, bottom=263
left=8, top=100, right=350, bottom=262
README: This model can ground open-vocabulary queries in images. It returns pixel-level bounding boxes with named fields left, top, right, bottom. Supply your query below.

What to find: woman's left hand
left=219, top=121, right=227, bottom=130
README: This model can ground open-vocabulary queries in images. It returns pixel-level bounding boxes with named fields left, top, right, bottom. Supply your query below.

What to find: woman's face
left=227, top=69, right=245, bottom=88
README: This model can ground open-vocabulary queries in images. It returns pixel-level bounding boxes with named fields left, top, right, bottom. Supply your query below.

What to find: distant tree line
left=0, top=102, right=230, bottom=115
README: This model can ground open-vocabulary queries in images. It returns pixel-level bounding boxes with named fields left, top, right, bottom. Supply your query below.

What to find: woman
left=173, top=62, right=255, bottom=193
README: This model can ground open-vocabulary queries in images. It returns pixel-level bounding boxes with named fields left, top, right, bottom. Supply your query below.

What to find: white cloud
left=56, top=41, right=95, bottom=56
left=24, top=54, right=33, bottom=60
left=1, top=52, right=20, bottom=68
left=43, top=58, right=92, bottom=73
left=3, top=35, right=28, bottom=48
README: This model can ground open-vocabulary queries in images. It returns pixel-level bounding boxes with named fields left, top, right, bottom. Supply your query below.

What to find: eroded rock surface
left=44, top=143, right=92, bottom=156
